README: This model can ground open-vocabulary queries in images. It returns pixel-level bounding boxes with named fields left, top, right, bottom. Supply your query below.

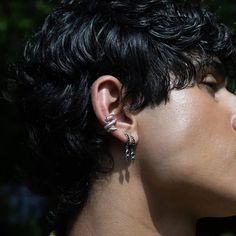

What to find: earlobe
left=90, top=75, right=138, bottom=144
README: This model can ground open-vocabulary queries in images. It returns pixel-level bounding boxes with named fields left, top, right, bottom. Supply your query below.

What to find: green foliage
left=0, top=0, right=51, bottom=65
left=221, top=233, right=236, bottom=236
left=204, top=0, right=236, bottom=32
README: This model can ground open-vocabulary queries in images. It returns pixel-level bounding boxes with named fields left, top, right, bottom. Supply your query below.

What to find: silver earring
left=124, top=132, right=136, bottom=161
left=104, top=113, right=117, bottom=132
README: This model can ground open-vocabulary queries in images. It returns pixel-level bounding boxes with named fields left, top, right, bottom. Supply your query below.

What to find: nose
left=227, top=91, right=236, bottom=132
left=232, top=115, right=236, bottom=131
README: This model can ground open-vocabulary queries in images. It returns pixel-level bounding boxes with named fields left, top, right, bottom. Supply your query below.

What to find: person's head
left=11, top=0, right=236, bottom=234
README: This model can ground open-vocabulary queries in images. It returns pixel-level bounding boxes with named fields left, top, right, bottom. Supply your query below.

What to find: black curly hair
left=8, top=0, right=236, bottom=235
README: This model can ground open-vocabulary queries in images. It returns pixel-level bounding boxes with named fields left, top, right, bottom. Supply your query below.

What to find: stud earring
left=124, top=132, right=136, bottom=161
left=104, top=113, right=117, bottom=132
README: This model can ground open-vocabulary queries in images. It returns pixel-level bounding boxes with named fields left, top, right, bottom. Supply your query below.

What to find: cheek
left=136, top=88, right=236, bottom=216
left=137, top=89, right=234, bottom=182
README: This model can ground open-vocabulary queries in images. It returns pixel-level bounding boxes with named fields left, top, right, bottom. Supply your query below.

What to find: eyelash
left=200, top=80, right=224, bottom=96
left=202, top=82, right=218, bottom=92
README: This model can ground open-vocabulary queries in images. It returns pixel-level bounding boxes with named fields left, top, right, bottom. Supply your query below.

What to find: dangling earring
left=124, top=132, right=136, bottom=161
left=104, top=113, right=117, bottom=132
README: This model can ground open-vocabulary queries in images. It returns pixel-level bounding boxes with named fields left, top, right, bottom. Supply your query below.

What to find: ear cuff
left=104, top=113, right=117, bottom=132
left=104, top=113, right=136, bottom=161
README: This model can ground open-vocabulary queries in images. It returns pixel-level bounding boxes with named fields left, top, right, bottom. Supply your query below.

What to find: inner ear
left=90, top=75, right=136, bottom=143
left=91, top=75, right=123, bottom=125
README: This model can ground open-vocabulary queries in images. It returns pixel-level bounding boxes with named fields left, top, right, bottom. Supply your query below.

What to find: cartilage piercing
left=104, top=113, right=117, bottom=132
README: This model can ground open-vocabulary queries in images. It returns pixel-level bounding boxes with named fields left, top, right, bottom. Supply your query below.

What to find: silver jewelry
left=124, top=132, right=136, bottom=161
left=104, top=113, right=117, bottom=132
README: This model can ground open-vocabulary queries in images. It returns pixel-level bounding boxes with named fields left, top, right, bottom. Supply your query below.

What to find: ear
left=91, top=75, right=138, bottom=144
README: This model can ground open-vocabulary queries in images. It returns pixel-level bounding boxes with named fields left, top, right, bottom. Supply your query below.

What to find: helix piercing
left=104, top=113, right=117, bottom=132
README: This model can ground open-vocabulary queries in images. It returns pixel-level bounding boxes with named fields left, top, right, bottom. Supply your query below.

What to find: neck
left=68, top=164, right=197, bottom=236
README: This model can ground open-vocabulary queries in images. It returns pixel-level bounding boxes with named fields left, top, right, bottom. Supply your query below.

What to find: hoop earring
left=104, top=113, right=117, bottom=132
left=124, top=132, right=136, bottom=161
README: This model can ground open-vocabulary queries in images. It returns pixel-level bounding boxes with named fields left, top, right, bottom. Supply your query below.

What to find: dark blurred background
left=0, top=0, right=236, bottom=235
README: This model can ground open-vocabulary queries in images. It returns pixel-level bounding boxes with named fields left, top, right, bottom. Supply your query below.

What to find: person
left=10, top=0, right=236, bottom=235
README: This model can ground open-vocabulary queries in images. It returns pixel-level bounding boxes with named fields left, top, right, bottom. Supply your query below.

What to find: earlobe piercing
left=124, top=132, right=136, bottom=161
left=104, top=114, right=136, bottom=161
left=104, top=113, right=118, bottom=132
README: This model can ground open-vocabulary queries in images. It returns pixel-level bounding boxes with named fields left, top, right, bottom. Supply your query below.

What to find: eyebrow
left=196, top=57, right=227, bottom=83
left=202, top=58, right=226, bottom=77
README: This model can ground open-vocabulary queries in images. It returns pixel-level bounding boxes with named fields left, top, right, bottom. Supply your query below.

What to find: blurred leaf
left=16, top=18, right=33, bottom=30
left=0, top=20, right=8, bottom=32
left=221, top=233, right=236, bottom=236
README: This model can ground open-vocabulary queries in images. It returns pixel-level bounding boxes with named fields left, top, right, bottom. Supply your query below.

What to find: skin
left=69, top=67, right=236, bottom=236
